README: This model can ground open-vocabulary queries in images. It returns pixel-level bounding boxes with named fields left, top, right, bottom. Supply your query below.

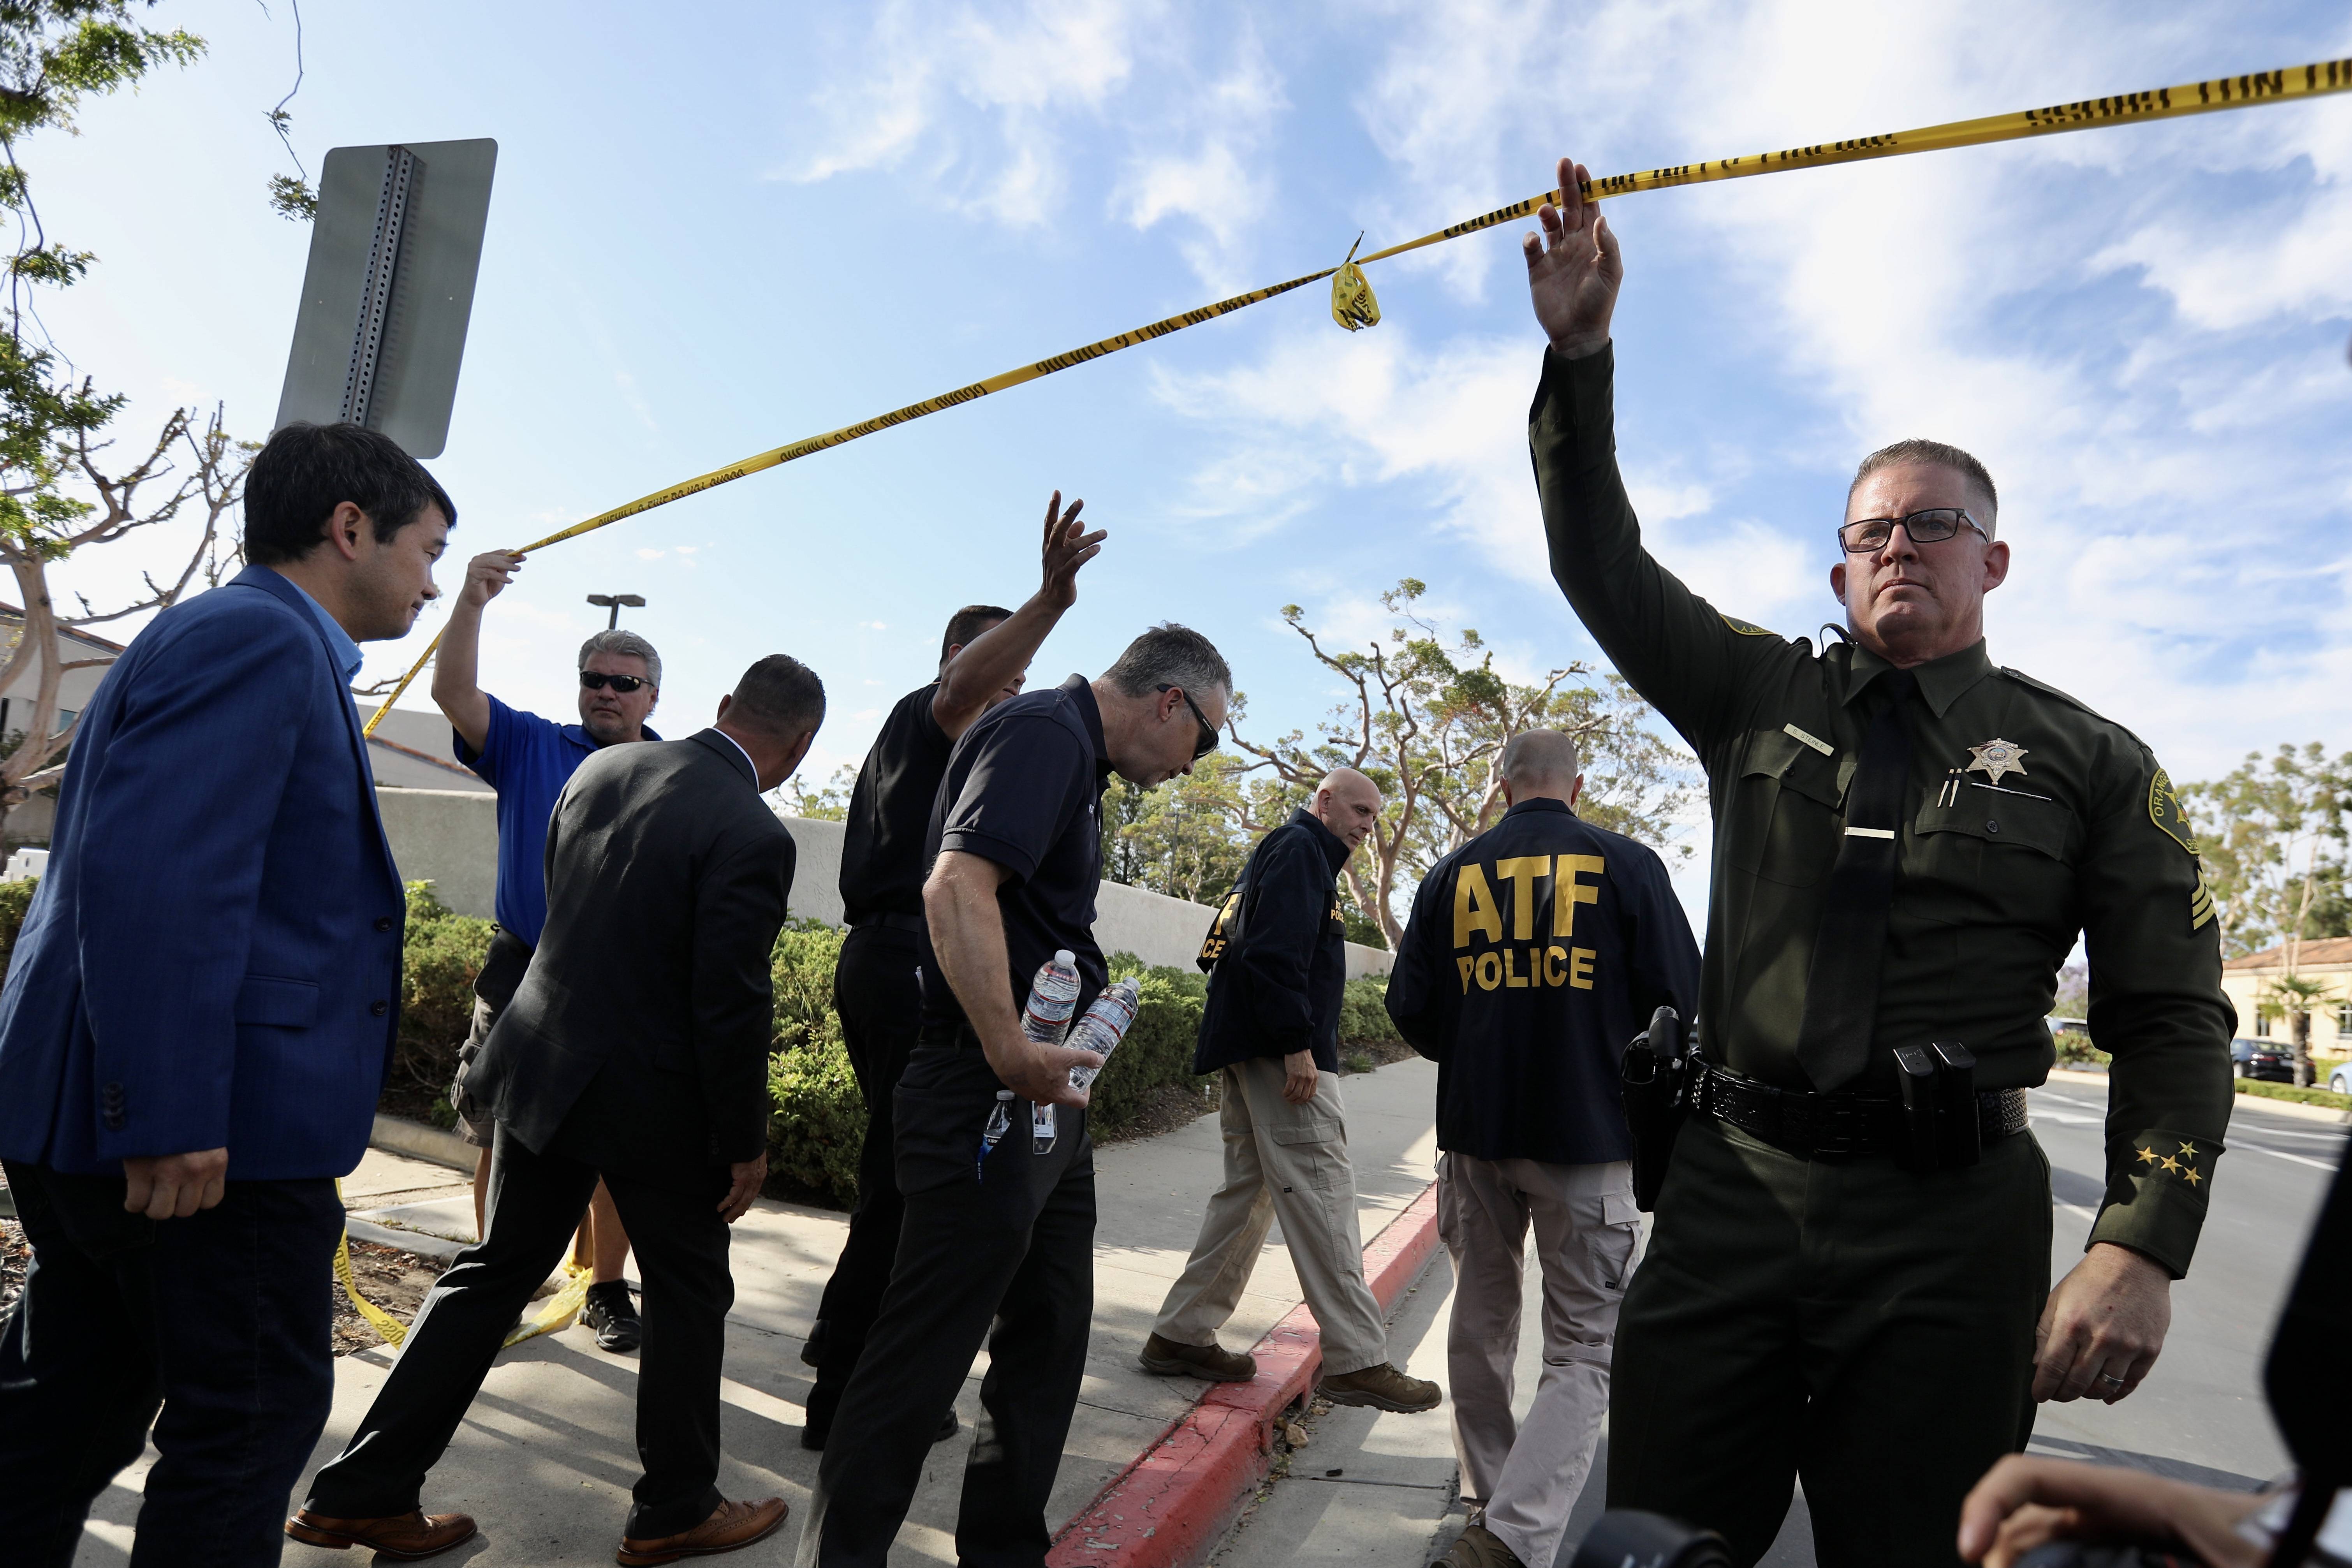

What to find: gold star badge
left=1966, top=738, right=2031, bottom=787
left=2135, top=1145, right=2159, bottom=1165
left=2178, top=1141, right=2198, bottom=1157
left=2182, top=1166, right=2202, bottom=1186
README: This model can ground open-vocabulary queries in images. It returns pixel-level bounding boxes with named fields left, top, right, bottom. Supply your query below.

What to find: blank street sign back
left=275, top=138, right=497, bottom=459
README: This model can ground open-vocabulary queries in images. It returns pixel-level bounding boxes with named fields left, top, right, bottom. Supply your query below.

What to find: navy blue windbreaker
left=1386, top=796, right=1699, bottom=1164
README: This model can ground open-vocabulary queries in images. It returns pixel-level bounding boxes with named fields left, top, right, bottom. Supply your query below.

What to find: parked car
left=2328, top=1062, right=2351, bottom=1096
left=2232, top=1039, right=2295, bottom=1083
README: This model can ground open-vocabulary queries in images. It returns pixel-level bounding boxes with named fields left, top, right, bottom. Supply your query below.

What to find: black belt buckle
left=1895, top=1041, right=1981, bottom=1172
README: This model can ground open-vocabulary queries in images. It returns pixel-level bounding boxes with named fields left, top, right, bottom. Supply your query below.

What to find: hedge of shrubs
left=0, top=878, right=1404, bottom=1211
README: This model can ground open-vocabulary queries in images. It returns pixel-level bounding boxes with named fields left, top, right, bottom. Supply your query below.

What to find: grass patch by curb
left=2236, top=1079, right=2352, bottom=1112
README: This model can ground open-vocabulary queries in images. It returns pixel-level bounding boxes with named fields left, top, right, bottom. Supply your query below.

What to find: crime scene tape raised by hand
left=363, top=56, right=2348, bottom=734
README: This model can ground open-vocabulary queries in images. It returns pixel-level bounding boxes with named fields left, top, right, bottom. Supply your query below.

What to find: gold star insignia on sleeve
left=2158, top=1155, right=2181, bottom=1173
left=2182, top=1165, right=2202, bottom=1186
left=2135, top=1145, right=2159, bottom=1165
left=2178, top=1141, right=2197, bottom=1156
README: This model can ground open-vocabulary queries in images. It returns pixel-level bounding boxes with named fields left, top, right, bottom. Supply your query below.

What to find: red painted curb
left=1047, top=1181, right=1443, bottom=1568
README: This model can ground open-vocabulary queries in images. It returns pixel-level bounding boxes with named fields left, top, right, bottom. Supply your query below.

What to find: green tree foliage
left=776, top=762, right=855, bottom=822
left=2180, top=744, right=2350, bottom=960
left=1227, top=579, right=1695, bottom=946
left=2182, top=742, right=2350, bottom=1088
left=0, top=5, right=251, bottom=829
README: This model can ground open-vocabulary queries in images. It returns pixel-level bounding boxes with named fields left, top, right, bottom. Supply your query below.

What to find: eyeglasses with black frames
left=579, top=670, right=652, bottom=694
left=1837, top=507, right=1989, bottom=554
left=1157, top=684, right=1220, bottom=760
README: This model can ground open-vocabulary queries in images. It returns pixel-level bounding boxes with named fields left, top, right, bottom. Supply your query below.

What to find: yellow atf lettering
left=1455, top=863, right=1503, bottom=948
left=1495, top=855, right=1552, bottom=940
left=1504, top=948, right=1528, bottom=988
left=1555, top=854, right=1604, bottom=939
left=350, top=56, right=2352, bottom=736
left=1456, top=955, right=1476, bottom=994
left=1569, top=948, right=1597, bottom=990
left=1475, top=951, right=1503, bottom=991
left=1544, top=945, right=1569, bottom=986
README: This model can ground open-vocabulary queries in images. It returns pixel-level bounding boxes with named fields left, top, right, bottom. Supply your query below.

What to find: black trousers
left=0, top=1158, right=342, bottom=1568
left=806, top=922, right=924, bottom=1434
left=803, top=1044, right=1096, bottom=1568
left=303, top=1124, right=733, bottom=1538
left=1607, top=1115, right=2052, bottom=1568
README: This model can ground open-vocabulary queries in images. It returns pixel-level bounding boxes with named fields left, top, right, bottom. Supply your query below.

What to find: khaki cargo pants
left=1440, top=1151, right=1640, bottom=1568
left=1151, top=1056, right=1389, bottom=1376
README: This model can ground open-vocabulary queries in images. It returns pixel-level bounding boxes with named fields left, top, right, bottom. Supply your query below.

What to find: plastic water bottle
left=1067, top=978, right=1142, bottom=1092
left=1021, top=950, right=1081, bottom=1044
left=1022, top=952, right=1080, bottom=1154
left=977, top=1089, right=1014, bottom=1180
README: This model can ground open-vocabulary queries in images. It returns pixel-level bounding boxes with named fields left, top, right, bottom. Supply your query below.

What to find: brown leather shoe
left=1139, top=1331, right=1257, bottom=1382
left=616, top=1496, right=790, bottom=1565
left=284, top=1507, right=478, bottom=1560
left=1316, top=1361, right=1442, bottom=1412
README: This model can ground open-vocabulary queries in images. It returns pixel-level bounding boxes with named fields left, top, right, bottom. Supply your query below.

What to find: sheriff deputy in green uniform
left=1518, top=157, right=2235, bottom=1568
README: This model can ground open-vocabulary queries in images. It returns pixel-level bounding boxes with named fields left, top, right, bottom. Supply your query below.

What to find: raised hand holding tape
left=362, top=56, right=2349, bottom=736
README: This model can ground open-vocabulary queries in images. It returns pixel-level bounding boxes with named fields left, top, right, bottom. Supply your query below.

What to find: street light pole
left=585, top=593, right=646, bottom=630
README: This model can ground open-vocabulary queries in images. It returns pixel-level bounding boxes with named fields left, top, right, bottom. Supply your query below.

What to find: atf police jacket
left=1530, top=344, right=2236, bottom=1276
left=1387, top=797, right=1699, bottom=1165
left=1194, top=808, right=1352, bottom=1074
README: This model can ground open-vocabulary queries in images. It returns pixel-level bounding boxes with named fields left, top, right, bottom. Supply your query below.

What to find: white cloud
left=774, top=0, right=1148, bottom=227
left=1111, top=26, right=1288, bottom=289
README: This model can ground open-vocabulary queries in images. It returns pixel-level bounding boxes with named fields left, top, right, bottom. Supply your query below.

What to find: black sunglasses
left=579, top=670, right=652, bottom=694
left=1837, top=507, right=1989, bottom=554
left=1157, top=684, right=1220, bottom=760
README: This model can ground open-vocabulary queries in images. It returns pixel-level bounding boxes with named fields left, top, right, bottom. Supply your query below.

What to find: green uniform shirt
left=1529, top=344, right=2234, bottom=1277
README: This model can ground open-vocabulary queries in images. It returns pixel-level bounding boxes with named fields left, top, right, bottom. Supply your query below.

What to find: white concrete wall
left=371, top=791, right=1390, bottom=977
left=377, top=787, right=500, bottom=918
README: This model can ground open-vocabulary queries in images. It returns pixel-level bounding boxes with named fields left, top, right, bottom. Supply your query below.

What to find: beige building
left=2220, top=936, right=2352, bottom=1054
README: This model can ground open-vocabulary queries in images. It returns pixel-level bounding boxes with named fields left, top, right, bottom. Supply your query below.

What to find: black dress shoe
left=800, top=1404, right=959, bottom=1452
left=582, top=1279, right=643, bottom=1354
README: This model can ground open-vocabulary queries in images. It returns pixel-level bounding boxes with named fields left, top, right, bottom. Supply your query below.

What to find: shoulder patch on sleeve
left=2148, top=767, right=2197, bottom=854
left=1719, top=614, right=1776, bottom=637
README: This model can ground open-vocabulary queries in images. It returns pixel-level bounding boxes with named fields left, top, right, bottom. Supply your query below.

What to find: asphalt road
left=1549, top=1085, right=2347, bottom=1565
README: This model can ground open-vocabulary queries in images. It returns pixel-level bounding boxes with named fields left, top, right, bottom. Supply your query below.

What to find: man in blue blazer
left=0, top=422, right=454, bottom=1566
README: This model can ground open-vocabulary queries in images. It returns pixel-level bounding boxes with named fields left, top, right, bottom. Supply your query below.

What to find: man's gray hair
left=1103, top=623, right=1231, bottom=700
left=1847, top=438, right=2000, bottom=533
left=578, top=628, right=662, bottom=689
left=1502, top=728, right=1581, bottom=785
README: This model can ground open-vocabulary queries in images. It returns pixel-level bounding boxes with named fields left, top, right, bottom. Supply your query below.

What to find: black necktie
left=1794, top=669, right=1918, bottom=1093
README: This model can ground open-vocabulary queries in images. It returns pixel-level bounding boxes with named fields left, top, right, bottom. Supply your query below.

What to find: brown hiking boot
left=284, top=1507, right=478, bottom=1561
left=1436, top=1522, right=1525, bottom=1567
left=1317, top=1361, right=1440, bottom=1412
left=1138, top=1332, right=1257, bottom=1381
left=616, top=1496, right=788, bottom=1565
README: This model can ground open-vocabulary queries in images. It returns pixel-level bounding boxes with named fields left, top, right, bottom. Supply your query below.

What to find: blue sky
left=34, top=0, right=2352, bottom=910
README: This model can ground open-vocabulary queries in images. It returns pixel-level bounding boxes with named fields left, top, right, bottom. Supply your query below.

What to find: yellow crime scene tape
left=361, top=55, right=2348, bottom=734
left=334, top=1179, right=598, bottom=1352
left=339, top=53, right=2350, bottom=1344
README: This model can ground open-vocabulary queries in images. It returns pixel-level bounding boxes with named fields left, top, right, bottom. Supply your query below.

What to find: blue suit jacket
left=0, top=567, right=405, bottom=1179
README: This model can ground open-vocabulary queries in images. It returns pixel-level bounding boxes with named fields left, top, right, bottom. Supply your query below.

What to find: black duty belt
left=1692, top=1061, right=2028, bottom=1161
left=850, top=911, right=927, bottom=936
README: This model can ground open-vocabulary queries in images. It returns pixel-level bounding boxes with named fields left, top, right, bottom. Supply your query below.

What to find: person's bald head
left=1310, top=767, right=1384, bottom=852
left=1500, top=729, right=1583, bottom=810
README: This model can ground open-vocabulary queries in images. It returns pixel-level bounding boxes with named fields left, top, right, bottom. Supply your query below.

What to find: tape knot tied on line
left=1330, top=234, right=1380, bottom=332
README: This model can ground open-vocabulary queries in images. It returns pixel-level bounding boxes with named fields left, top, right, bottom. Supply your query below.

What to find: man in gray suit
left=291, top=655, right=826, bottom=1567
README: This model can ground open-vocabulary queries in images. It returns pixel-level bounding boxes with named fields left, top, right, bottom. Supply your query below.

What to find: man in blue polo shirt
left=433, top=547, right=660, bottom=1353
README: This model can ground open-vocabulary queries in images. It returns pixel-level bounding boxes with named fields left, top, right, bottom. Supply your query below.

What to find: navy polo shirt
left=917, top=674, right=1113, bottom=1045
left=453, top=694, right=658, bottom=946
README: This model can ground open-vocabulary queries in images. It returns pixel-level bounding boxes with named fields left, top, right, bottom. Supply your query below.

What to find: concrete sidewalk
left=70, top=1057, right=1441, bottom=1566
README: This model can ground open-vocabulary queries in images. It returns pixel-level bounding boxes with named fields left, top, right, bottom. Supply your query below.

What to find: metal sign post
left=275, top=137, right=497, bottom=459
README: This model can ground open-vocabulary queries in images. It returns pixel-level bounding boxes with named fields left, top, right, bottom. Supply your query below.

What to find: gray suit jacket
left=472, top=729, right=794, bottom=1188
